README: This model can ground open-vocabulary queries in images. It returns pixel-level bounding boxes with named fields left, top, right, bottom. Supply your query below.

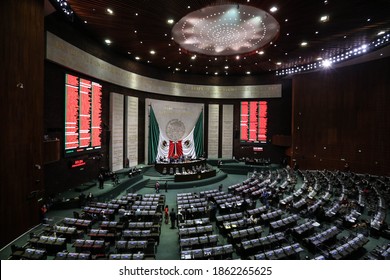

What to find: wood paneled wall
left=292, top=57, right=390, bottom=175
left=0, top=0, right=44, bottom=248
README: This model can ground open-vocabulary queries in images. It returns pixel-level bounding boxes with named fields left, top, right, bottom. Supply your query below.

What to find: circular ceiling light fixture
left=172, top=4, right=280, bottom=56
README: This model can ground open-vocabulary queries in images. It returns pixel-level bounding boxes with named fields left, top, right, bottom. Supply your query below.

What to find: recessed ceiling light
left=320, top=15, right=329, bottom=22
left=167, top=19, right=174, bottom=24
left=214, top=72, right=218, bottom=75
left=104, top=39, right=111, bottom=45
left=224, top=66, right=229, bottom=69
left=134, top=30, right=137, bottom=33
left=106, top=8, right=114, bottom=15
left=84, top=20, right=87, bottom=24
left=367, top=18, right=371, bottom=22
left=377, top=31, right=385, bottom=36
left=246, top=71, right=251, bottom=75
left=322, top=59, right=332, bottom=68
left=236, top=55, right=240, bottom=60
left=135, top=56, right=140, bottom=60
left=191, top=55, right=196, bottom=60
left=127, top=51, right=131, bottom=54
left=270, top=6, right=278, bottom=13
left=259, top=51, right=264, bottom=55
left=150, top=50, right=156, bottom=55
left=276, top=62, right=282, bottom=65
left=135, top=13, right=138, bottom=16
left=301, top=41, right=308, bottom=47
left=315, top=31, right=319, bottom=34
left=187, top=6, right=191, bottom=9
left=317, top=57, right=323, bottom=60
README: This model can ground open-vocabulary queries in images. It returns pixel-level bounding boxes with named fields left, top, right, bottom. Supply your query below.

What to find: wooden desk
left=155, top=159, right=206, bottom=174
left=174, top=169, right=216, bottom=182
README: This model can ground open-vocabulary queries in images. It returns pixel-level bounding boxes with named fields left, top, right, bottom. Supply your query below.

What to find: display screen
left=240, top=101, right=268, bottom=143
left=64, top=74, right=102, bottom=156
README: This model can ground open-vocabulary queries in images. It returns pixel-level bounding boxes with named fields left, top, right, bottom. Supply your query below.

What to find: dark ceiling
left=50, top=0, right=390, bottom=76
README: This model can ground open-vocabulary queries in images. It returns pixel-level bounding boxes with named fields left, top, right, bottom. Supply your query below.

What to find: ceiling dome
left=172, top=4, right=280, bottom=56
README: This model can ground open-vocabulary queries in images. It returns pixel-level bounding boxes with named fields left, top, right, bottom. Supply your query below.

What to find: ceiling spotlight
left=320, top=15, right=329, bottom=22
left=106, top=8, right=114, bottom=15
left=191, top=55, right=196, bottom=60
left=377, top=31, right=385, bottom=36
left=322, top=59, right=332, bottom=68
left=224, top=66, right=229, bottom=69
left=167, top=19, right=174, bottom=24
left=150, top=50, right=156, bottom=55
left=276, top=62, right=282, bottom=65
left=270, top=6, right=278, bottom=13
left=301, top=41, right=308, bottom=47
left=258, top=51, right=265, bottom=55
left=135, top=56, right=140, bottom=60
left=214, top=72, right=218, bottom=75
left=246, top=71, right=251, bottom=75
left=104, top=39, right=112, bottom=45
left=236, top=55, right=240, bottom=60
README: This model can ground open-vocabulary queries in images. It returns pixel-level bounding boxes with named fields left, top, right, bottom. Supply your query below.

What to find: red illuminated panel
left=249, top=101, right=258, bottom=141
left=258, top=101, right=268, bottom=143
left=79, top=79, right=91, bottom=148
left=240, top=102, right=249, bottom=141
left=71, top=159, right=86, bottom=168
left=240, top=101, right=268, bottom=143
left=65, top=75, right=79, bottom=150
left=91, top=82, right=102, bottom=148
left=65, top=74, right=102, bottom=155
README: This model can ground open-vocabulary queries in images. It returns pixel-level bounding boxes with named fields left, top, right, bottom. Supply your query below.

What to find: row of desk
left=328, top=234, right=369, bottom=259
left=253, top=243, right=304, bottom=260
left=29, top=236, right=67, bottom=254
left=291, top=220, right=317, bottom=238
left=74, top=239, right=107, bottom=254
left=109, top=253, right=144, bottom=260
left=304, top=226, right=340, bottom=250
left=55, top=252, right=91, bottom=260
left=269, top=214, right=300, bottom=232
left=228, top=226, right=263, bottom=243
left=180, top=234, right=219, bottom=249
left=179, top=218, right=210, bottom=228
left=181, top=244, right=234, bottom=260
left=179, top=225, right=213, bottom=237
left=237, top=232, right=286, bottom=256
